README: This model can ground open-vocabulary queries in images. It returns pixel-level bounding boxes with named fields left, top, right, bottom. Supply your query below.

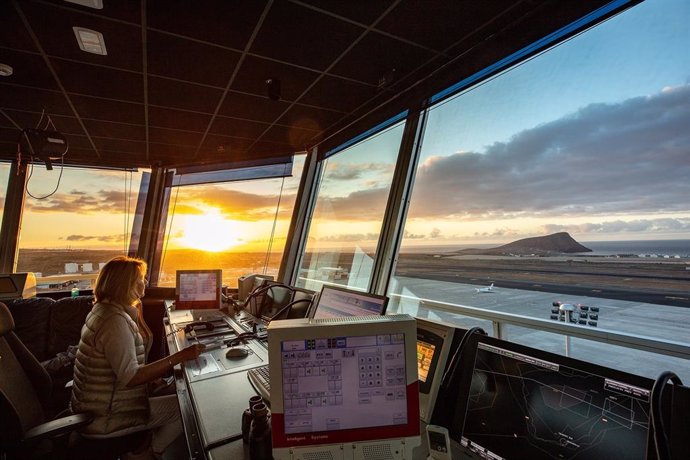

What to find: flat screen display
left=280, top=332, right=409, bottom=435
left=267, top=315, right=420, bottom=457
left=175, top=269, right=222, bottom=309
left=454, top=336, right=654, bottom=460
left=0, top=277, right=18, bottom=294
left=417, top=339, right=436, bottom=384
left=311, top=285, right=388, bottom=319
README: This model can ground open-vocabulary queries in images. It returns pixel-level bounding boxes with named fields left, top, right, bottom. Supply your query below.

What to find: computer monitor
left=416, top=318, right=464, bottom=423
left=237, top=273, right=274, bottom=303
left=175, top=269, right=222, bottom=310
left=310, top=285, right=388, bottom=319
left=0, top=273, right=36, bottom=300
left=451, top=334, right=656, bottom=460
left=267, top=315, right=421, bottom=460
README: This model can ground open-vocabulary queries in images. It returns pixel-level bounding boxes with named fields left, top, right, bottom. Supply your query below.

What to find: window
left=156, top=155, right=305, bottom=288
left=16, top=165, right=144, bottom=293
left=296, top=121, right=405, bottom=292
left=388, top=0, right=690, bottom=379
left=0, top=162, right=10, bottom=224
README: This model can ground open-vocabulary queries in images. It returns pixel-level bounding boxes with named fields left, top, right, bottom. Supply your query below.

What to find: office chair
left=0, top=301, right=147, bottom=460
left=0, top=301, right=92, bottom=459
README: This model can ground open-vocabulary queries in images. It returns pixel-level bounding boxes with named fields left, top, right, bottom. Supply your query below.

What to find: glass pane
left=157, top=155, right=305, bottom=289
left=389, top=0, right=690, bottom=378
left=296, top=122, right=405, bottom=292
left=0, top=162, right=10, bottom=224
left=17, top=166, right=145, bottom=293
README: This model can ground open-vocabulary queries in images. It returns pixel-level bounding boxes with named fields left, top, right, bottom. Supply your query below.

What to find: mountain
left=455, top=232, right=592, bottom=256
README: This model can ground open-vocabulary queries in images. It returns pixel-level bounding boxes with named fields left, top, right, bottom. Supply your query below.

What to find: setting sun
left=176, top=209, right=245, bottom=252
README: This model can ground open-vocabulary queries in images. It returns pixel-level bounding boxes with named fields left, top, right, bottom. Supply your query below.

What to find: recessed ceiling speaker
left=266, top=78, right=281, bottom=101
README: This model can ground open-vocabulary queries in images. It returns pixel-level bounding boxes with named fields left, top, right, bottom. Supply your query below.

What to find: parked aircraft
left=475, top=283, right=495, bottom=293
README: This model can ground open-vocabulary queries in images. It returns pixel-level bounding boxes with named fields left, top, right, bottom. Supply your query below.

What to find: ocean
left=399, top=239, right=690, bottom=258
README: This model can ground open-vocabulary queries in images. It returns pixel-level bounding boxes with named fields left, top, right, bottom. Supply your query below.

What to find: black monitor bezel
left=450, top=333, right=657, bottom=460
left=174, top=269, right=222, bottom=310
left=416, top=326, right=446, bottom=395
left=0, top=276, right=18, bottom=295
left=310, top=284, right=388, bottom=319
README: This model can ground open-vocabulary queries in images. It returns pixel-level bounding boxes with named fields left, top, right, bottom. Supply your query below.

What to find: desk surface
left=165, top=304, right=431, bottom=460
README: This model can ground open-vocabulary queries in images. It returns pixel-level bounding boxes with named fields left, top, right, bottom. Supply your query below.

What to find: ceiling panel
left=250, top=1, right=363, bottom=71
left=146, top=0, right=267, bottom=50
left=147, top=77, right=223, bottom=113
left=231, top=55, right=320, bottom=102
left=0, top=0, right=626, bottom=169
left=147, top=31, right=241, bottom=87
left=21, top=1, right=143, bottom=72
left=52, top=59, right=143, bottom=102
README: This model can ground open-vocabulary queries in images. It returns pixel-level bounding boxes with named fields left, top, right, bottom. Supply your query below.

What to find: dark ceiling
left=0, top=0, right=623, bottom=170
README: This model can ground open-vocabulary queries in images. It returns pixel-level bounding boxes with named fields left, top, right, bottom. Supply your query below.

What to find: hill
left=455, top=232, right=592, bottom=256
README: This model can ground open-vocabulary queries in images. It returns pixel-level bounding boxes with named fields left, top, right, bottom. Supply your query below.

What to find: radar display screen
left=458, top=341, right=652, bottom=460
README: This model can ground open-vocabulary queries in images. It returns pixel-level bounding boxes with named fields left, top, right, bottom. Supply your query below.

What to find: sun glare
left=177, top=209, right=244, bottom=252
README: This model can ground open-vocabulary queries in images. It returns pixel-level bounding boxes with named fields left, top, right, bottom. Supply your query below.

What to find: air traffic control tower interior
left=1, top=1, right=689, bottom=459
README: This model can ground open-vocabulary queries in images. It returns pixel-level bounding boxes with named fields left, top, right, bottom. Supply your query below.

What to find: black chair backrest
left=0, top=301, right=52, bottom=445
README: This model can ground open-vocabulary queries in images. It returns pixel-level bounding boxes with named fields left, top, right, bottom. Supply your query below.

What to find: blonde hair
left=94, top=256, right=147, bottom=306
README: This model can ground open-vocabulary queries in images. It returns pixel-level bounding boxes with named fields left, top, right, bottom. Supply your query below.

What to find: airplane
left=475, top=283, right=495, bottom=293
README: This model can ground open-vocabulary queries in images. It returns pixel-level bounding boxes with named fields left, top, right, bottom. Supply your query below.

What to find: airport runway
left=387, top=275, right=690, bottom=382
left=402, top=273, right=690, bottom=308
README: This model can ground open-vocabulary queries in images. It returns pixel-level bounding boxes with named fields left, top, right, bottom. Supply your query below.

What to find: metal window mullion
left=370, top=103, right=428, bottom=296
left=0, top=160, right=28, bottom=273
left=279, top=147, right=321, bottom=285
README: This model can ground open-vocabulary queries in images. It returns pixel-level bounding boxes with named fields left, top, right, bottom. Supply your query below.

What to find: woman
left=71, top=256, right=204, bottom=459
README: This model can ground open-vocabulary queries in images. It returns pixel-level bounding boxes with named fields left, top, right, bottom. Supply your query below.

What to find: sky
left=305, top=0, right=690, bottom=247
left=2, top=0, right=688, bottom=253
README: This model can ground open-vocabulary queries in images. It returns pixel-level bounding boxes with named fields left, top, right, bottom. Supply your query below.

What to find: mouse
left=225, top=347, right=249, bottom=359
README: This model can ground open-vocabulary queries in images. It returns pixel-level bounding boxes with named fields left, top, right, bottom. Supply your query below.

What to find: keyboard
left=247, top=365, right=271, bottom=402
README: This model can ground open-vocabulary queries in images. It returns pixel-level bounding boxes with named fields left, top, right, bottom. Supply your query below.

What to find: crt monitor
left=267, top=315, right=421, bottom=460
left=310, top=284, right=388, bottom=319
left=237, top=273, right=274, bottom=303
left=252, top=281, right=315, bottom=321
left=450, top=334, right=656, bottom=460
left=416, top=318, right=464, bottom=423
left=175, top=269, right=222, bottom=310
left=0, top=273, right=37, bottom=301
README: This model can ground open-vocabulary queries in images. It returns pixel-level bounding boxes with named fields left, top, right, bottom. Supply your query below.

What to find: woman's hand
left=175, top=343, right=206, bottom=363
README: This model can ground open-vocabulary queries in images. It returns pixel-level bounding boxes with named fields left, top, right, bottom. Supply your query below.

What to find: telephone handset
left=184, top=321, right=215, bottom=334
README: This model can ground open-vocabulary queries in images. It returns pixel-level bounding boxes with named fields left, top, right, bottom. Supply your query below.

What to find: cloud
left=323, top=163, right=393, bottom=181
left=313, top=187, right=390, bottom=220
left=303, top=84, right=690, bottom=225
left=62, top=234, right=124, bottom=242
left=542, top=218, right=690, bottom=235
left=175, top=186, right=297, bottom=220
left=26, top=189, right=134, bottom=214
left=402, top=83, right=690, bottom=219
left=317, top=232, right=381, bottom=242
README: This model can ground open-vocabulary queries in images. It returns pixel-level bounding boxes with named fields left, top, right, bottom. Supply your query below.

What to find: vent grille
left=301, top=451, right=335, bottom=460
left=361, top=443, right=395, bottom=460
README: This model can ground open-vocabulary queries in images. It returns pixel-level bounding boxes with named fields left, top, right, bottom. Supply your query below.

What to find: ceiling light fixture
left=73, top=27, right=108, bottom=55
left=64, top=0, right=103, bottom=9
left=0, top=64, right=13, bottom=77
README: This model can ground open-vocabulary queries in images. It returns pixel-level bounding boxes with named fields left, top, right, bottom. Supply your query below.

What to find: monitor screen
left=237, top=273, right=274, bottom=303
left=175, top=269, right=222, bottom=310
left=416, top=318, right=464, bottom=423
left=311, top=285, right=388, bottom=319
left=267, top=315, right=420, bottom=460
left=0, top=276, right=18, bottom=295
left=0, top=273, right=36, bottom=300
left=453, top=335, right=654, bottom=460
